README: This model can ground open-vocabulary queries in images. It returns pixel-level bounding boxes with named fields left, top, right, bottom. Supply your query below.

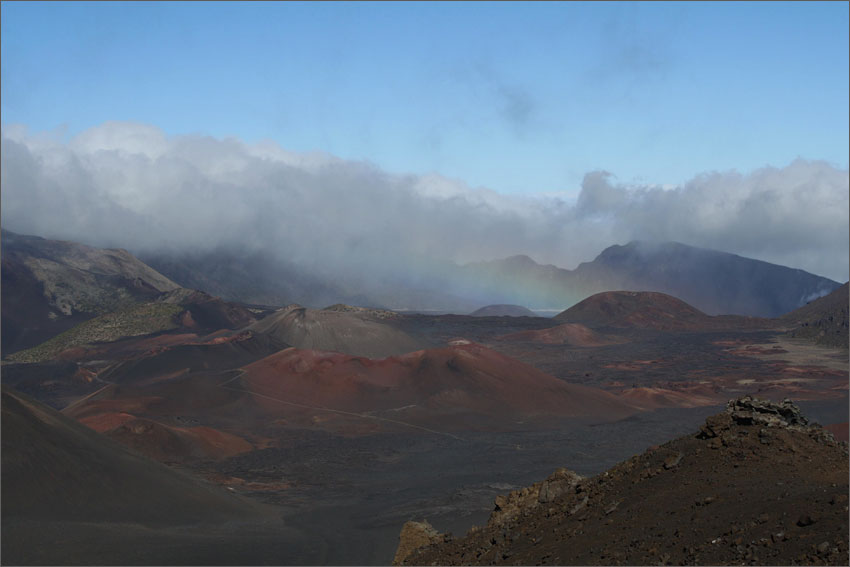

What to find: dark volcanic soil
left=1, top=386, right=322, bottom=565
left=4, top=292, right=847, bottom=566
left=199, top=404, right=730, bottom=565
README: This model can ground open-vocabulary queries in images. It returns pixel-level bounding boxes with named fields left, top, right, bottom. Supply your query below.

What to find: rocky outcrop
left=396, top=396, right=849, bottom=565
left=392, top=520, right=444, bottom=565
left=697, top=396, right=837, bottom=448
left=390, top=469, right=585, bottom=564
left=490, top=468, right=584, bottom=526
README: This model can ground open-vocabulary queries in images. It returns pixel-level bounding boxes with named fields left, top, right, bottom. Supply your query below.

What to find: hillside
left=1, top=386, right=259, bottom=524
left=554, top=290, right=710, bottom=331
left=783, top=282, right=849, bottom=348
left=6, top=302, right=185, bottom=363
left=397, top=396, right=849, bottom=565
left=247, top=304, right=429, bottom=358
left=140, top=248, right=481, bottom=313
left=4, top=288, right=262, bottom=364
left=571, top=241, right=841, bottom=317
left=239, top=342, right=637, bottom=431
left=1, top=229, right=180, bottom=353
left=552, top=290, right=779, bottom=333
left=1, top=385, right=320, bottom=565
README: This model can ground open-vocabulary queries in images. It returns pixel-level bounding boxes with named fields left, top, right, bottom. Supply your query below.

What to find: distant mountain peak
left=470, top=304, right=537, bottom=317
left=501, top=254, right=539, bottom=268
left=597, top=240, right=712, bottom=260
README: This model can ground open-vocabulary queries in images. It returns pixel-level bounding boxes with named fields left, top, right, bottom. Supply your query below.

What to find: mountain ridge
left=1, top=229, right=181, bottom=353
left=463, top=240, right=840, bottom=318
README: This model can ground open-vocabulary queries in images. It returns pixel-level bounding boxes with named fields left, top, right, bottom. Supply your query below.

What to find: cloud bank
left=2, top=121, right=847, bottom=283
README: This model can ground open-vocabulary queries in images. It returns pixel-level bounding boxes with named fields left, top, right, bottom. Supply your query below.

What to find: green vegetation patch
left=8, top=303, right=185, bottom=363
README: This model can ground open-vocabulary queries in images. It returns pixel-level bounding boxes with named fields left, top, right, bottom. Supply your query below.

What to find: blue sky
left=2, top=1, right=848, bottom=197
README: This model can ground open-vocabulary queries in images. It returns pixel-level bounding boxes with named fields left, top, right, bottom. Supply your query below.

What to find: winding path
left=216, top=371, right=463, bottom=441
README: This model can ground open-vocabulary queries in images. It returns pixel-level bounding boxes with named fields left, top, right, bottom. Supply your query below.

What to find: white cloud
left=71, top=121, right=170, bottom=159
left=1, top=121, right=847, bottom=283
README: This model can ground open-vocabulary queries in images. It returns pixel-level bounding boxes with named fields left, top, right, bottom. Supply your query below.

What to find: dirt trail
left=217, top=382, right=464, bottom=440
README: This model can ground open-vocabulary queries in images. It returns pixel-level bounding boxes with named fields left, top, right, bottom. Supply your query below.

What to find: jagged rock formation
left=488, top=468, right=584, bottom=527
left=397, top=397, right=849, bottom=565
left=699, top=396, right=811, bottom=438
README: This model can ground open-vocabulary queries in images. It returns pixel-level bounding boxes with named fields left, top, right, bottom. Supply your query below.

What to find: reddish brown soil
left=401, top=402, right=849, bottom=566
left=197, top=330, right=255, bottom=345
left=498, top=323, right=617, bottom=347
left=240, top=343, right=637, bottom=428
left=78, top=411, right=137, bottom=432
left=62, top=372, right=259, bottom=463
left=106, top=418, right=253, bottom=462
left=65, top=394, right=165, bottom=420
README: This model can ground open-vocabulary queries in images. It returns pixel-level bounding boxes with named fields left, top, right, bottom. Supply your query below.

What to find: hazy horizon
left=2, top=121, right=848, bottom=284
left=2, top=2, right=848, bottom=282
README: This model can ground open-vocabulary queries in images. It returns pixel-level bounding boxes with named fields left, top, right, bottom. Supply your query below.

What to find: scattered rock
left=569, top=494, right=589, bottom=516
left=663, top=452, right=684, bottom=470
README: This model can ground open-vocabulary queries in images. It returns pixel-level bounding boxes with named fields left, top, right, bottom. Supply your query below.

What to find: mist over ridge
left=1, top=121, right=847, bottom=286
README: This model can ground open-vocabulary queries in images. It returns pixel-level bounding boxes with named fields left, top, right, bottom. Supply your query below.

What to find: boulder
left=538, top=468, right=583, bottom=504
left=392, top=520, right=442, bottom=566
